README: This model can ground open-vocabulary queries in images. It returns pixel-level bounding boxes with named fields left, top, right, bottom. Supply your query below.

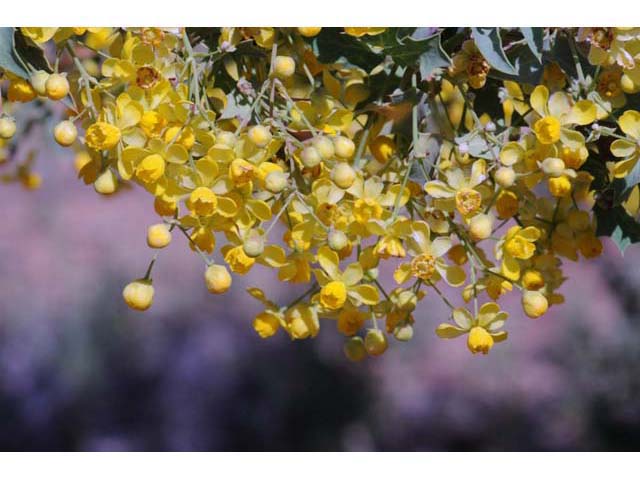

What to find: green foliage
left=595, top=205, right=640, bottom=254
left=0, top=28, right=49, bottom=79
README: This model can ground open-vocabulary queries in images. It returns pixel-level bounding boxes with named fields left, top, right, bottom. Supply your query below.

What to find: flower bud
left=522, top=290, right=549, bottom=318
left=331, top=162, right=356, bottom=189
left=469, top=213, right=493, bottom=241
left=333, top=136, right=355, bottom=159
left=0, top=116, right=16, bottom=140
left=146, top=223, right=172, bottom=249
left=247, top=125, right=272, bottom=148
left=548, top=175, right=572, bottom=197
left=396, top=290, right=418, bottom=311
left=45, top=73, right=70, bottom=101
left=365, top=329, right=388, bottom=356
left=394, top=324, right=414, bottom=342
left=297, top=27, right=322, bottom=37
left=54, top=120, right=78, bottom=146
left=94, top=169, right=118, bottom=195
left=540, top=157, right=566, bottom=177
left=522, top=269, right=545, bottom=290
left=30, top=70, right=50, bottom=96
left=313, top=136, right=335, bottom=160
left=344, top=336, right=367, bottom=362
left=123, top=279, right=154, bottom=311
left=243, top=229, right=265, bottom=258
left=217, top=130, right=237, bottom=147
left=265, top=170, right=287, bottom=193
left=494, top=166, right=516, bottom=188
left=300, top=145, right=322, bottom=168
left=364, top=267, right=379, bottom=281
left=204, top=264, right=232, bottom=294
left=328, top=229, right=348, bottom=251
left=273, top=55, right=296, bottom=78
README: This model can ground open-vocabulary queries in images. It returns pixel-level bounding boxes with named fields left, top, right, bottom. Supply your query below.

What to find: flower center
left=533, top=116, right=561, bottom=145
left=410, top=253, right=437, bottom=281
left=467, top=326, right=494, bottom=355
left=320, top=281, right=348, bottom=310
left=353, top=198, right=383, bottom=224
left=455, top=188, right=482, bottom=216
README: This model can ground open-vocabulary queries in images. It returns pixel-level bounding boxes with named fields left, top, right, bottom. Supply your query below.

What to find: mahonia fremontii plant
left=2, top=27, right=640, bottom=359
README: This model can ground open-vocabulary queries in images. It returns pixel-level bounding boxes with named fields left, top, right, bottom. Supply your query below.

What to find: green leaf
left=0, top=27, right=30, bottom=78
left=13, top=29, right=50, bottom=73
left=594, top=205, right=640, bottom=254
left=520, top=27, right=544, bottom=63
left=315, top=28, right=382, bottom=71
left=612, top=158, right=640, bottom=203
left=381, top=30, right=450, bottom=80
left=471, top=27, right=518, bottom=75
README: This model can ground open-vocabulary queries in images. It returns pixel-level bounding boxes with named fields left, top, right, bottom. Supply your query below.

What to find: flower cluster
left=2, top=27, right=639, bottom=359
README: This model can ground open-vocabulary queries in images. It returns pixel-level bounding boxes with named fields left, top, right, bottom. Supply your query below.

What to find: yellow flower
left=253, top=310, right=282, bottom=338
left=85, top=122, right=122, bottom=150
left=610, top=110, right=640, bottom=178
left=337, top=308, right=367, bottom=336
left=21, top=27, right=59, bottom=43
left=344, top=27, right=386, bottom=37
left=187, top=187, right=218, bottom=217
left=284, top=304, right=319, bottom=339
left=424, top=160, right=487, bottom=217
left=394, top=221, right=466, bottom=287
left=224, top=245, right=255, bottom=275
left=313, top=246, right=379, bottom=310
left=135, top=154, right=165, bottom=184
left=435, top=303, right=508, bottom=355
left=369, top=135, right=396, bottom=163
left=496, top=225, right=541, bottom=281
left=529, top=85, right=596, bottom=146
left=7, top=78, right=36, bottom=103
left=451, top=40, right=490, bottom=89
left=321, top=281, right=348, bottom=310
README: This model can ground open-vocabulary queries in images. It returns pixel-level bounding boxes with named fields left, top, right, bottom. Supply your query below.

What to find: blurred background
left=1, top=132, right=640, bottom=452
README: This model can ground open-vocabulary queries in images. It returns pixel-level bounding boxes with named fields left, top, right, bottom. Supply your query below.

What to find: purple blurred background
left=1, top=129, right=640, bottom=451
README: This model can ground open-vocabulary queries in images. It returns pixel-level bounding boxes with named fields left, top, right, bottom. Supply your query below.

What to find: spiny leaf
left=0, top=27, right=30, bottom=78
left=520, top=27, right=544, bottom=63
left=315, top=28, right=382, bottom=71
left=471, top=27, right=518, bottom=75
left=613, top=157, right=640, bottom=203
left=594, top=205, right=640, bottom=255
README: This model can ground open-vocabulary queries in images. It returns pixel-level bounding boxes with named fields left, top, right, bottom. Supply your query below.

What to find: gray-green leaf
left=471, top=27, right=518, bottom=75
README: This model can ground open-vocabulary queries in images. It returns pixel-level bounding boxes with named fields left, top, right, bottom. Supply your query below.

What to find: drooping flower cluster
left=2, top=27, right=639, bottom=359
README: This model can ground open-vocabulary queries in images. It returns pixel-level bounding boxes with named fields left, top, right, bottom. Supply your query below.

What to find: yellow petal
left=348, top=284, right=379, bottom=305
left=611, top=139, right=637, bottom=158
left=501, top=254, right=521, bottom=281
left=424, top=180, right=456, bottom=198
left=317, top=245, right=340, bottom=278
left=619, top=110, right=640, bottom=139
left=435, top=323, right=466, bottom=339
left=260, top=245, right=288, bottom=267
left=394, top=263, right=413, bottom=284
left=342, top=263, right=364, bottom=286
left=215, top=196, right=238, bottom=217
left=530, top=85, right=549, bottom=116
left=452, top=308, right=473, bottom=329
left=569, top=100, right=597, bottom=125
left=614, top=156, right=640, bottom=178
